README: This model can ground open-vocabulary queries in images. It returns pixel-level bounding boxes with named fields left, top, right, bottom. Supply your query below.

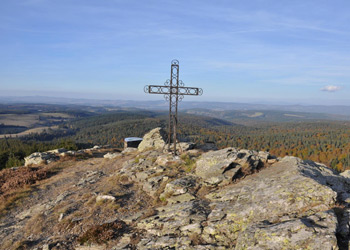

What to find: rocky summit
left=1, top=128, right=350, bottom=249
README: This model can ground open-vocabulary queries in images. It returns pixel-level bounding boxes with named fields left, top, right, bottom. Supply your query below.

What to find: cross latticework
left=144, top=59, right=203, bottom=155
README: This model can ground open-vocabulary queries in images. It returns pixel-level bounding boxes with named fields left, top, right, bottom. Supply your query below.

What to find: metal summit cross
left=144, top=59, right=203, bottom=155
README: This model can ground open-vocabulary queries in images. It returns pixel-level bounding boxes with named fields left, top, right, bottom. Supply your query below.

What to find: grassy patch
left=0, top=163, right=61, bottom=217
left=180, top=153, right=197, bottom=173
left=0, top=187, right=33, bottom=217
left=77, top=220, right=129, bottom=245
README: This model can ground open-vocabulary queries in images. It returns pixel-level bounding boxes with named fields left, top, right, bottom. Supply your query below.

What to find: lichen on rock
left=138, top=127, right=167, bottom=152
left=3, top=138, right=350, bottom=249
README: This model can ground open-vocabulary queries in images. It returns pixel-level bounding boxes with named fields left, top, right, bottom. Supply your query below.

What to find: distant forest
left=1, top=110, right=350, bottom=172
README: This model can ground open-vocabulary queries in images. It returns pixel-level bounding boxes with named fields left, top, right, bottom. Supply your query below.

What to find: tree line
left=0, top=111, right=349, bottom=172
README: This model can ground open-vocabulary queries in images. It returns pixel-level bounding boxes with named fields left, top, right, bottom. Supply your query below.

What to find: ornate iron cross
left=144, top=59, right=203, bottom=155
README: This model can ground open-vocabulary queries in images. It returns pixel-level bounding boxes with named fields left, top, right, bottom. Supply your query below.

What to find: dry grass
left=12, top=239, right=38, bottom=250
left=94, top=174, right=132, bottom=195
left=0, top=114, right=39, bottom=127
left=189, top=233, right=205, bottom=245
left=0, top=187, right=33, bottom=217
left=0, top=166, right=56, bottom=217
left=0, top=167, right=49, bottom=194
left=77, top=220, right=129, bottom=245
left=23, top=213, right=46, bottom=236
left=180, top=153, right=197, bottom=173
left=0, top=154, right=150, bottom=248
left=95, top=199, right=121, bottom=212
left=196, top=185, right=213, bottom=199
left=152, top=178, right=172, bottom=206
left=136, top=208, right=158, bottom=222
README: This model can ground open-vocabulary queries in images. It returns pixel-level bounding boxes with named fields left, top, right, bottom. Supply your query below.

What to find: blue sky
left=1, top=0, right=350, bottom=105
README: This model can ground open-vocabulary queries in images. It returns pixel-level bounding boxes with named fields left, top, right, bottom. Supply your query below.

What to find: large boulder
left=235, top=210, right=338, bottom=250
left=195, top=147, right=266, bottom=185
left=138, top=127, right=167, bottom=152
left=135, top=153, right=345, bottom=249
left=201, top=159, right=339, bottom=248
left=103, top=152, right=121, bottom=159
left=24, top=152, right=59, bottom=166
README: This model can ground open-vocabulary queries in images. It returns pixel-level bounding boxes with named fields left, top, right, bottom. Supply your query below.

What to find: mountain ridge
left=2, top=96, right=350, bottom=117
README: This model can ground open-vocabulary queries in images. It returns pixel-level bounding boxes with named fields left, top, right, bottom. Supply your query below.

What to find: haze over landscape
left=1, top=0, right=350, bottom=105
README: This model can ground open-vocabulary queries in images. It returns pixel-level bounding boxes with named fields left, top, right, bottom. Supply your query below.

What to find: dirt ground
left=0, top=151, right=147, bottom=250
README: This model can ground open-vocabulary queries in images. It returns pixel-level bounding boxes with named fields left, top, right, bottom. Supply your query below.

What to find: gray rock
left=54, top=191, right=72, bottom=204
left=137, top=200, right=210, bottom=236
left=103, top=152, right=121, bottom=159
left=59, top=150, right=76, bottom=157
left=258, top=151, right=270, bottom=161
left=142, top=175, right=168, bottom=196
left=96, top=195, right=116, bottom=202
left=267, top=158, right=278, bottom=164
left=166, top=193, right=196, bottom=204
left=122, top=147, right=137, bottom=154
left=195, top=147, right=263, bottom=185
left=47, top=148, right=67, bottom=154
left=6, top=145, right=350, bottom=249
left=58, top=213, right=64, bottom=222
left=340, top=169, right=350, bottom=178
left=77, top=170, right=105, bottom=186
left=160, top=176, right=198, bottom=200
left=75, top=245, right=105, bottom=250
left=42, top=244, right=50, bottom=250
left=138, top=127, right=166, bottom=152
left=155, top=154, right=175, bottom=166
left=24, top=152, right=59, bottom=166
left=137, top=236, right=192, bottom=249
left=178, top=142, right=195, bottom=151
left=235, top=210, right=338, bottom=250
left=169, top=142, right=196, bottom=152
left=201, top=160, right=339, bottom=247
left=280, top=155, right=303, bottom=165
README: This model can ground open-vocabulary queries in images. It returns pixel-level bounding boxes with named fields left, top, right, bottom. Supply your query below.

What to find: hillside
left=185, top=108, right=350, bottom=124
left=1, top=128, right=350, bottom=249
left=3, top=97, right=350, bottom=117
left=2, top=108, right=350, bottom=172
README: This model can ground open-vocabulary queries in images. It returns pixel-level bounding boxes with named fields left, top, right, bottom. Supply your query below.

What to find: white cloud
left=321, top=85, right=342, bottom=92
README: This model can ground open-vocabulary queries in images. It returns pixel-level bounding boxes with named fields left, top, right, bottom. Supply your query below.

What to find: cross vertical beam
left=144, top=59, right=203, bottom=155
left=169, top=60, right=179, bottom=153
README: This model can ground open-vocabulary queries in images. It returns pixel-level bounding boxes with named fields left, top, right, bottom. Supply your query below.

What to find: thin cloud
left=321, top=85, right=342, bottom=92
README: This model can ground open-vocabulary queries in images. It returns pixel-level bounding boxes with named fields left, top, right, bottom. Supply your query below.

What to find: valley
left=0, top=103, right=350, bottom=172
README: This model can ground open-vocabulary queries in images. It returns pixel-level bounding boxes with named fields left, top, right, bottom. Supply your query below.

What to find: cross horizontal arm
left=144, top=85, right=203, bottom=96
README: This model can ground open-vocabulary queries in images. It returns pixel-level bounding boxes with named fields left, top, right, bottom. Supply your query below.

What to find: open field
left=39, top=113, right=74, bottom=118
left=0, top=126, right=59, bottom=139
left=0, top=104, right=95, bottom=136
left=0, top=114, right=40, bottom=127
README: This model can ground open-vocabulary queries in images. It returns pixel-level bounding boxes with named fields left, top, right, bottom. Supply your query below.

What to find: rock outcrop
left=3, top=137, right=350, bottom=249
left=24, top=146, right=118, bottom=166
left=110, top=147, right=349, bottom=249
left=138, top=127, right=167, bottom=152
left=195, top=148, right=267, bottom=185
left=24, top=151, right=60, bottom=166
left=103, top=152, right=121, bottom=159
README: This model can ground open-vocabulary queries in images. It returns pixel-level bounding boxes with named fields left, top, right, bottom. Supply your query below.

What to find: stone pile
left=24, top=151, right=61, bottom=166
left=112, top=128, right=349, bottom=249
left=9, top=128, right=350, bottom=249
left=24, top=145, right=116, bottom=166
